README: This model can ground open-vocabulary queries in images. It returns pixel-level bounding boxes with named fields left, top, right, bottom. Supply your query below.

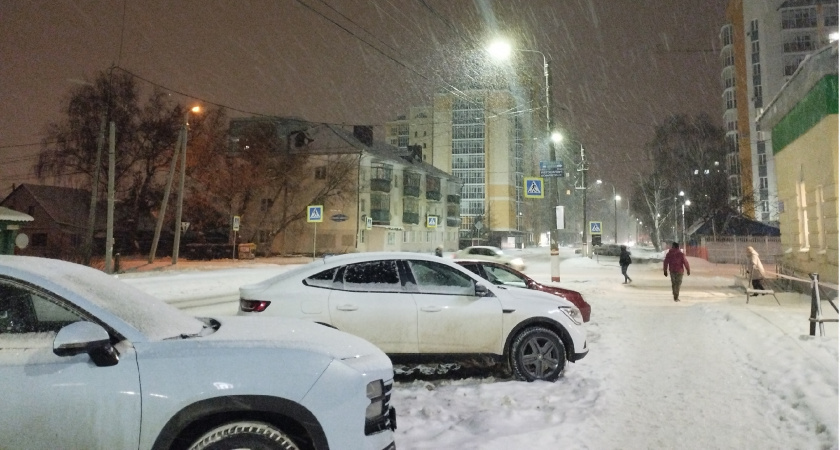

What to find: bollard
left=809, top=273, right=824, bottom=336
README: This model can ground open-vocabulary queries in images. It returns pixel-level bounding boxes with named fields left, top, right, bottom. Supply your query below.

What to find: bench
left=745, top=265, right=780, bottom=305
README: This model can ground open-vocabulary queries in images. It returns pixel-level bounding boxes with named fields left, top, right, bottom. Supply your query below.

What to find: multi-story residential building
left=386, top=90, right=538, bottom=249
left=230, top=117, right=461, bottom=255
left=721, top=0, right=838, bottom=224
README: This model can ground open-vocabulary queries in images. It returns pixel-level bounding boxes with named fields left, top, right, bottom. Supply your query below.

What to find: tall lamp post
left=488, top=39, right=564, bottom=281
left=681, top=199, right=691, bottom=252
left=596, top=180, right=621, bottom=244
left=172, top=105, right=201, bottom=265
left=674, top=190, right=684, bottom=244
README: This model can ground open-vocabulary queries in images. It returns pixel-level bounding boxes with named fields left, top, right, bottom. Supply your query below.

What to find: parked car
left=593, top=243, right=623, bottom=256
left=454, top=260, right=591, bottom=323
left=452, top=245, right=526, bottom=271
left=238, top=252, right=588, bottom=382
left=0, top=255, right=396, bottom=450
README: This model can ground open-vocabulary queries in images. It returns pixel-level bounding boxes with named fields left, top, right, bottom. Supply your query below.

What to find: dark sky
left=0, top=0, right=727, bottom=198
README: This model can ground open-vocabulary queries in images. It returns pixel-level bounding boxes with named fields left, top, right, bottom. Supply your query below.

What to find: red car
left=455, top=260, right=591, bottom=323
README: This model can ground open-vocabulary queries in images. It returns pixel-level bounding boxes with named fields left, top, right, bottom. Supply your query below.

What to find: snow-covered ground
left=119, top=248, right=839, bottom=449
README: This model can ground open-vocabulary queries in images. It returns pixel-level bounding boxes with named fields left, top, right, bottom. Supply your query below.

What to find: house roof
left=2, top=184, right=99, bottom=228
left=0, top=206, right=34, bottom=222
left=689, top=208, right=780, bottom=237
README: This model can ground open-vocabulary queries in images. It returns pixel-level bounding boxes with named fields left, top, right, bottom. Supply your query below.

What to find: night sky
left=0, top=0, right=727, bottom=199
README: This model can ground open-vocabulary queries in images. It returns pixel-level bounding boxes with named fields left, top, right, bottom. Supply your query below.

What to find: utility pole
left=148, top=127, right=184, bottom=263
left=84, top=116, right=105, bottom=265
left=172, top=117, right=188, bottom=265
left=576, top=144, right=588, bottom=257
left=105, top=121, right=115, bottom=274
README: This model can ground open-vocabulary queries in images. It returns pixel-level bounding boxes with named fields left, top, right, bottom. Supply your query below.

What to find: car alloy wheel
left=188, top=421, right=301, bottom=450
left=510, top=326, right=566, bottom=382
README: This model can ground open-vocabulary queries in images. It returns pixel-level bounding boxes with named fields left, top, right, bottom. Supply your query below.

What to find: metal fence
left=699, top=235, right=782, bottom=264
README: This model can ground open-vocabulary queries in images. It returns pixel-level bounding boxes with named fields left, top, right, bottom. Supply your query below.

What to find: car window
left=485, top=265, right=528, bottom=288
left=0, top=281, right=86, bottom=334
left=341, top=260, right=401, bottom=292
left=406, top=260, right=474, bottom=295
left=304, top=267, right=338, bottom=288
left=467, top=248, right=480, bottom=255
left=458, top=263, right=482, bottom=277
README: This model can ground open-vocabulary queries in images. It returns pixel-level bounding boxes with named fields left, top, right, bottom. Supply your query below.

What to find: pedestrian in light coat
left=746, top=246, right=767, bottom=293
left=663, top=242, right=690, bottom=302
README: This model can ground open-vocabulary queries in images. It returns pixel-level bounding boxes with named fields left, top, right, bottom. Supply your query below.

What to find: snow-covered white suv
left=0, top=256, right=396, bottom=450
left=239, top=252, right=588, bottom=382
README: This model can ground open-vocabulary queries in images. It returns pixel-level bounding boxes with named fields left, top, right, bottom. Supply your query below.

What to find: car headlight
left=559, top=305, right=582, bottom=325
left=365, top=380, right=395, bottom=434
left=510, top=258, right=524, bottom=266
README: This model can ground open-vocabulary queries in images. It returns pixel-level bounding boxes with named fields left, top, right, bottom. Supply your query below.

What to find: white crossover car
left=452, top=246, right=526, bottom=271
left=0, top=256, right=396, bottom=450
left=239, top=252, right=588, bottom=382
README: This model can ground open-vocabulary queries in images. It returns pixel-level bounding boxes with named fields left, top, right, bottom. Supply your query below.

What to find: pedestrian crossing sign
left=524, top=177, right=544, bottom=198
left=590, top=221, right=602, bottom=235
left=307, top=205, right=323, bottom=223
left=426, top=215, right=438, bottom=228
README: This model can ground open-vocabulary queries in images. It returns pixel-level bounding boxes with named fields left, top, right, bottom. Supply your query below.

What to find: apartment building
left=386, top=90, right=536, bottom=249
left=721, top=0, right=838, bottom=223
left=230, top=117, right=462, bottom=255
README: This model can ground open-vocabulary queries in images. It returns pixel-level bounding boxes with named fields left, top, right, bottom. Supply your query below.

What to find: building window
left=723, top=90, right=736, bottom=110
left=783, top=33, right=816, bottom=53
left=404, top=231, right=411, bottom=243
left=260, top=198, right=273, bottom=211
left=387, top=232, right=395, bottom=245
left=27, top=205, right=35, bottom=216
left=816, top=186, right=826, bottom=250
left=784, top=55, right=807, bottom=76
left=797, top=181, right=810, bottom=249
left=315, top=166, right=327, bottom=179
left=31, top=233, right=47, bottom=247
left=360, top=199, right=366, bottom=213
left=782, top=7, right=817, bottom=29
left=826, top=5, right=838, bottom=26
left=360, top=230, right=365, bottom=244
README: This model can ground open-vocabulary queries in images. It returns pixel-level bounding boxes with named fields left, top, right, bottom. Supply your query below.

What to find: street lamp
left=681, top=199, right=691, bottom=251
left=596, top=179, right=620, bottom=243
left=172, top=105, right=201, bottom=264
left=488, top=38, right=564, bottom=281
left=674, top=190, right=684, bottom=244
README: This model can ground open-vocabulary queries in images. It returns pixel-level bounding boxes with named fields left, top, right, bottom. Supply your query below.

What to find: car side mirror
left=474, top=283, right=493, bottom=297
left=54, top=321, right=120, bottom=367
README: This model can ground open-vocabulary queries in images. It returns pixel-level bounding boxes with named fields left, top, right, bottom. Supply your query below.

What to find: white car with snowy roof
left=0, top=255, right=396, bottom=450
left=238, top=252, right=588, bottom=382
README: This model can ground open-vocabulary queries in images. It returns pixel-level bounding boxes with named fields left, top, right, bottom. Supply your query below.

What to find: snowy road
left=120, top=248, right=838, bottom=449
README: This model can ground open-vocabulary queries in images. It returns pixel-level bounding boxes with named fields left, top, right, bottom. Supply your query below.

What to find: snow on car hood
left=202, top=315, right=386, bottom=361
left=496, top=284, right=574, bottom=308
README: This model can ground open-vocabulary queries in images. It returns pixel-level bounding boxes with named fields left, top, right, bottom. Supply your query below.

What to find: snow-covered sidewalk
left=392, top=253, right=838, bottom=449
left=120, top=250, right=838, bottom=449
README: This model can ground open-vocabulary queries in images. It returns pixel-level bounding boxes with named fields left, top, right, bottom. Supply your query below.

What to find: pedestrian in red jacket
left=663, top=242, right=690, bottom=302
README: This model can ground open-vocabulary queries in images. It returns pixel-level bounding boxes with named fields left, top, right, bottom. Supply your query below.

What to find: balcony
left=446, top=216, right=462, bottom=227
left=447, top=194, right=461, bottom=204
left=370, top=178, right=392, bottom=193
left=403, top=212, right=420, bottom=225
left=403, top=185, right=420, bottom=198
left=426, top=190, right=441, bottom=201
left=370, top=209, right=390, bottom=224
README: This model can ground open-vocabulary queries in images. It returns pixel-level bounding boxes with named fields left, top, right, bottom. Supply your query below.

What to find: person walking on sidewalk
left=619, top=245, right=632, bottom=283
left=663, top=242, right=690, bottom=301
left=746, top=246, right=767, bottom=293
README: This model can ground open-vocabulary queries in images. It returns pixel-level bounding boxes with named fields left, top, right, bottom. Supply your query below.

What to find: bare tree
left=36, top=69, right=182, bottom=255
left=631, top=173, right=672, bottom=252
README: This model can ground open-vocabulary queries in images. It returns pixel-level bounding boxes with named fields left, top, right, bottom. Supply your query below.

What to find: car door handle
left=420, top=306, right=442, bottom=312
left=336, top=304, right=358, bottom=311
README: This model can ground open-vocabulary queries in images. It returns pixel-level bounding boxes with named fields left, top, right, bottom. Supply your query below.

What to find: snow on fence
left=697, top=236, right=781, bottom=265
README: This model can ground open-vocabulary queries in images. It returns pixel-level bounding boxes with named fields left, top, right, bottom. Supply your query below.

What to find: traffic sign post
left=307, top=206, right=323, bottom=258
left=524, top=177, right=544, bottom=198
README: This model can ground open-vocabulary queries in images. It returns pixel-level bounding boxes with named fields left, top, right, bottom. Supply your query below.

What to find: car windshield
left=2, top=257, right=204, bottom=341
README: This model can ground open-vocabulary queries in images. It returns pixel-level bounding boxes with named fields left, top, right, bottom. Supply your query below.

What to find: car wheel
left=188, top=421, right=301, bottom=450
left=510, top=326, right=566, bottom=382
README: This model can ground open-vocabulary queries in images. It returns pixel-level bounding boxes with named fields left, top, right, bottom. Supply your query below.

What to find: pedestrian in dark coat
left=663, top=242, right=690, bottom=302
left=619, top=245, right=632, bottom=283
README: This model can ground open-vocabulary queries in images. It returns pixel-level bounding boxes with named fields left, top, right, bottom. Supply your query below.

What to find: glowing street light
left=172, top=105, right=201, bottom=264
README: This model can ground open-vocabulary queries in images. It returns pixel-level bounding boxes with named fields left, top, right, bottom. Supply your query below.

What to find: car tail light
left=239, top=299, right=271, bottom=312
